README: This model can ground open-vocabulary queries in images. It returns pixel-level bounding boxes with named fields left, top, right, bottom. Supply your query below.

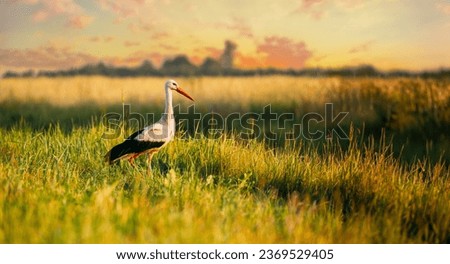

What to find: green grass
left=1, top=76, right=449, bottom=243
left=1, top=125, right=448, bottom=243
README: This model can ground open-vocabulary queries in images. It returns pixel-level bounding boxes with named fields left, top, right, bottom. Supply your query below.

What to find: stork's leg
left=128, top=154, right=140, bottom=167
left=129, top=157, right=135, bottom=167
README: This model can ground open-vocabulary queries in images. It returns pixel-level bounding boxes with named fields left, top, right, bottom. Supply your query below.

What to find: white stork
left=104, top=80, right=194, bottom=169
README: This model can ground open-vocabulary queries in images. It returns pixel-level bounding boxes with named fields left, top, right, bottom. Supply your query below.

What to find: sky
left=1, top=0, right=450, bottom=74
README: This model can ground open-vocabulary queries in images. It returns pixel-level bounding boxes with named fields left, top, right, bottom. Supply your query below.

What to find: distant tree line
left=3, top=59, right=450, bottom=78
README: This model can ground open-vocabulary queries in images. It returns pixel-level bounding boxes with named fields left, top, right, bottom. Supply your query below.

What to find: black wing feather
left=104, top=139, right=165, bottom=164
left=126, top=128, right=144, bottom=140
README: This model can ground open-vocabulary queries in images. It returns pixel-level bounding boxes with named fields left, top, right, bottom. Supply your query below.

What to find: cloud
left=235, top=52, right=265, bottom=68
left=216, top=17, right=254, bottom=38
left=89, top=36, right=101, bottom=42
left=159, top=44, right=177, bottom=51
left=348, top=40, right=375, bottom=54
left=294, top=0, right=364, bottom=20
left=104, top=36, right=115, bottom=42
left=189, top=56, right=203, bottom=65
left=150, top=32, right=170, bottom=40
left=0, top=46, right=97, bottom=70
left=235, top=36, right=312, bottom=69
left=0, top=45, right=169, bottom=72
left=294, top=0, right=327, bottom=20
left=128, top=19, right=154, bottom=33
left=67, top=15, right=94, bottom=29
left=256, top=36, right=312, bottom=69
left=22, top=0, right=93, bottom=29
left=436, top=3, right=450, bottom=15
left=301, top=0, right=324, bottom=9
left=89, top=36, right=115, bottom=42
left=123, top=41, right=140, bottom=47
left=96, top=0, right=146, bottom=18
left=32, top=10, right=49, bottom=22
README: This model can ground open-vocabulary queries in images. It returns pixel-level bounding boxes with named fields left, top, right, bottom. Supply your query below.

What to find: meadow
left=0, top=76, right=449, bottom=243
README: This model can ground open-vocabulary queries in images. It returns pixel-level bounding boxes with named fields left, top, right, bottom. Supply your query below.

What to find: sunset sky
left=1, top=0, right=450, bottom=74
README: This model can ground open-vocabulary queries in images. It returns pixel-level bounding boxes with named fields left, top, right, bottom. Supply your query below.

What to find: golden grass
left=0, top=76, right=340, bottom=106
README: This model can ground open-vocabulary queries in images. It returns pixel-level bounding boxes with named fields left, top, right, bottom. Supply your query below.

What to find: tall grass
left=0, top=125, right=448, bottom=243
left=0, top=76, right=449, bottom=243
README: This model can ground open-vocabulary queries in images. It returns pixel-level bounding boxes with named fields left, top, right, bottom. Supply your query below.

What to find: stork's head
left=166, top=79, right=179, bottom=90
left=165, top=79, right=194, bottom=101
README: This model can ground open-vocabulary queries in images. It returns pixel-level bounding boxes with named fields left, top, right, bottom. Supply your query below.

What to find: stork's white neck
left=162, top=87, right=174, bottom=121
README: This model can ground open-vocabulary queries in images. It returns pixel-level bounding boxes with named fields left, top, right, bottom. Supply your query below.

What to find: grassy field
left=0, top=76, right=449, bottom=243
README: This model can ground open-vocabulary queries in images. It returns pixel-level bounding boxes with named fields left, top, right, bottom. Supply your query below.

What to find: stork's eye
left=172, top=83, right=176, bottom=86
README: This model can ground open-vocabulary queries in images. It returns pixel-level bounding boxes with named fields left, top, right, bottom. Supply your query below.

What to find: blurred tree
left=2, top=71, right=21, bottom=78
left=21, top=70, right=35, bottom=77
left=136, top=60, right=158, bottom=76
left=219, top=40, right=237, bottom=69
left=200, top=57, right=223, bottom=75
left=161, top=55, right=198, bottom=76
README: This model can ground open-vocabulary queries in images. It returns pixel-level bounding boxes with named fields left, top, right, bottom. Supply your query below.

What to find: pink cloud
left=256, top=36, right=312, bottom=69
left=89, top=36, right=115, bottom=43
left=0, top=45, right=169, bottom=71
left=0, top=46, right=97, bottom=70
left=232, top=19, right=254, bottom=38
left=89, top=36, right=100, bottom=42
left=204, top=47, right=222, bottom=58
left=436, top=3, right=450, bottom=15
left=294, top=0, right=363, bottom=20
left=96, top=0, right=146, bottom=18
left=216, top=17, right=254, bottom=38
left=301, top=0, right=324, bottom=9
left=32, top=10, right=49, bottom=22
left=104, top=36, right=114, bottom=42
left=67, top=15, right=94, bottom=29
left=22, top=0, right=93, bottom=29
left=235, top=52, right=264, bottom=68
left=146, top=53, right=165, bottom=66
left=294, top=0, right=327, bottom=19
left=189, top=56, right=203, bottom=65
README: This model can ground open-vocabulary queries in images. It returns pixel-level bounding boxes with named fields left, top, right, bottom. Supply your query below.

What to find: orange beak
left=176, top=87, right=194, bottom=101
